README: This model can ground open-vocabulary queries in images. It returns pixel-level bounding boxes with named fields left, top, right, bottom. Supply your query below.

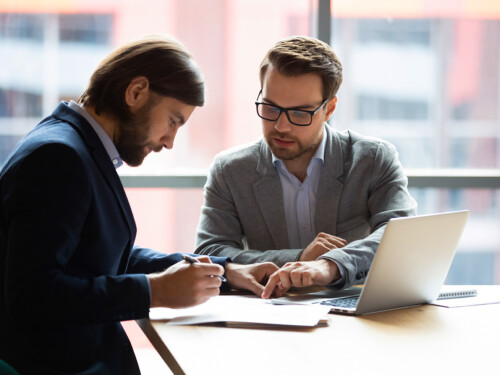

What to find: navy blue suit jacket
left=0, top=103, right=228, bottom=374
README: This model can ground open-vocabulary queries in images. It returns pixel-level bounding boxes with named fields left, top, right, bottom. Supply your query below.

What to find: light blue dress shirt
left=273, top=130, right=346, bottom=282
left=68, top=101, right=123, bottom=169
left=272, top=133, right=326, bottom=249
left=66, top=101, right=155, bottom=296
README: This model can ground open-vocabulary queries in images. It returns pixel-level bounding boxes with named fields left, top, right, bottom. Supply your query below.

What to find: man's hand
left=261, top=259, right=340, bottom=299
left=148, top=256, right=224, bottom=308
left=299, top=232, right=347, bottom=261
left=225, top=262, right=279, bottom=296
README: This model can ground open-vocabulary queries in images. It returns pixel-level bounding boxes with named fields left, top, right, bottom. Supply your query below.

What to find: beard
left=115, top=99, right=156, bottom=167
left=265, top=130, right=319, bottom=161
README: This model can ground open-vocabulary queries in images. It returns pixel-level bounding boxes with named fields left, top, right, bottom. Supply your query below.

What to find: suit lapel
left=52, top=103, right=137, bottom=241
left=315, top=125, right=345, bottom=236
left=253, top=141, right=290, bottom=249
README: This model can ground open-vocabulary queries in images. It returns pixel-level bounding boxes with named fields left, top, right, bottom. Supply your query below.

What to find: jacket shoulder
left=334, top=128, right=397, bottom=157
left=1, top=116, right=86, bottom=176
left=212, top=139, right=265, bottom=169
left=335, top=129, right=392, bottom=147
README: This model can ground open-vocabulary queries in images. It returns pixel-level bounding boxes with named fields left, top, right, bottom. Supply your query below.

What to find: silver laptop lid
left=355, top=210, right=469, bottom=314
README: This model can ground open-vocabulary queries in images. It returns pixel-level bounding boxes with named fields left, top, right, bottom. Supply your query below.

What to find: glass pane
left=331, top=1, right=500, bottom=285
left=331, top=0, right=500, bottom=169
left=127, top=187, right=500, bottom=284
left=126, top=188, right=204, bottom=254
left=409, top=187, right=500, bottom=284
left=0, top=0, right=312, bottom=174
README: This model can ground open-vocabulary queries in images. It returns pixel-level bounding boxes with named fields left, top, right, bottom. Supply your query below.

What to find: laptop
left=272, top=210, right=470, bottom=315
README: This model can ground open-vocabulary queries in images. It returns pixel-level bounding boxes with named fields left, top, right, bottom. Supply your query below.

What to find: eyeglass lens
left=257, top=104, right=312, bottom=125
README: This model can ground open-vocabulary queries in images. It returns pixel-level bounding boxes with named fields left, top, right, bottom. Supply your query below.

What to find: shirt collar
left=68, top=101, right=123, bottom=169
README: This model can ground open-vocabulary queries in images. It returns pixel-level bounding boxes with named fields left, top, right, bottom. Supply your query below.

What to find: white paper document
left=149, top=295, right=331, bottom=327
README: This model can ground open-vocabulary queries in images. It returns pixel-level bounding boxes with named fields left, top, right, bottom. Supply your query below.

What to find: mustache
left=269, top=131, right=297, bottom=142
left=148, top=143, right=163, bottom=153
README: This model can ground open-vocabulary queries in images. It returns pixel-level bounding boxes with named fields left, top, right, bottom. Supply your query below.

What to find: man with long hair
left=0, top=35, right=277, bottom=374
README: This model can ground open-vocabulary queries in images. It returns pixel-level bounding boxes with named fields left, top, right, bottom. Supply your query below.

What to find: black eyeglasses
left=255, top=90, right=328, bottom=126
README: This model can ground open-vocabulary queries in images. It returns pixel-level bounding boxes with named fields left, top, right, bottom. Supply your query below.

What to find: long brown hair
left=79, top=35, right=204, bottom=123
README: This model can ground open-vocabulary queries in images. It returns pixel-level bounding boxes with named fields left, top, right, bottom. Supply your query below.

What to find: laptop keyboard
left=316, top=295, right=360, bottom=308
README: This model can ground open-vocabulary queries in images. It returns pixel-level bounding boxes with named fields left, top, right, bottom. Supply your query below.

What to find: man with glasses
left=195, top=36, right=416, bottom=296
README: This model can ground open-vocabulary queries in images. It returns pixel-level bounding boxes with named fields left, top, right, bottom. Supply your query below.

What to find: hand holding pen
left=183, top=254, right=227, bottom=282
left=148, top=254, right=225, bottom=308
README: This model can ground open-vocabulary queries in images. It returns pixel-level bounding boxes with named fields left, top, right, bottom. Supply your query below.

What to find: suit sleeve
left=194, top=154, right=302, bottom=265
left=318, top=141, right=417, bottom=288
left=126, top=247, right=229, bottom=274
left=3, top=143, right=233, bottom=326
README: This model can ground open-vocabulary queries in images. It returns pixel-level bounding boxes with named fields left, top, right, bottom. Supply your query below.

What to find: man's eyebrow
left=173, top=112, right=185, bottom=125
left=262, top=96, right=319, bottom=110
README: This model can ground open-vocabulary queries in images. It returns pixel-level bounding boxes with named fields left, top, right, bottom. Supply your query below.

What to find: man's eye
left=290, top=110, right=308, bottom=117
left=262, top=105, right=280, bottom=114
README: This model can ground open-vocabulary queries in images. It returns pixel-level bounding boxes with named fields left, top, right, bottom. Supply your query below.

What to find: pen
left=182, top=255, right=227, bottom=282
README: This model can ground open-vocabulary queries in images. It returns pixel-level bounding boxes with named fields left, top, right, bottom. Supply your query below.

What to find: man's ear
left=125, top=76, right=150, bottom=110
left=324, top=96, right=338, bottom=122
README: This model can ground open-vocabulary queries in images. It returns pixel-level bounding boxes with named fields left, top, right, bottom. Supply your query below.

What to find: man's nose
left=274, top=112, right=292, bottom=132
left=162, top=129, right=178, bottom=150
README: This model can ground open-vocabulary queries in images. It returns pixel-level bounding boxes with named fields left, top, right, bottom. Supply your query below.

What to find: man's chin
left=122, top=153, right=146, bottom=167
left=123, top=159, right=143, bottom=167
left=269, top=145, right=300, bottom=161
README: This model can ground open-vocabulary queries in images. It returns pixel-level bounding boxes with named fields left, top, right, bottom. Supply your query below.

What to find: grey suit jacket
left=195, top=124, right=417, bottom=288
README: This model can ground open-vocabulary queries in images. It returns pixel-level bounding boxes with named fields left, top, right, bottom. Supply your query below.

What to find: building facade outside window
left=0, top=0, right=499, bottom=284
left=331, top=0, right=500, bottom=284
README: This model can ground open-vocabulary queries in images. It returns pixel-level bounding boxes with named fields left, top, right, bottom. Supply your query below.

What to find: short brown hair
left=259, top=36, right=343, bottom=100
left=79, top=35, right=204, bottom=123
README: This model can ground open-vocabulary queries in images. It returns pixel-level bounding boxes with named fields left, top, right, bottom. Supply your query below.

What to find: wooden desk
left=137, top=286, right=500, bottom=375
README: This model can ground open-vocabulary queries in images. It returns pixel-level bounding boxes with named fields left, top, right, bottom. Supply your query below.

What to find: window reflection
left=332, top=4, right=500, bottom=284
left=332, top=16, right=500, bottom=168
left=0, top=1, right=499, bottom=284
left=59, top=14, right=112, bottom=44
left=0, top=13, right=44, bottom=41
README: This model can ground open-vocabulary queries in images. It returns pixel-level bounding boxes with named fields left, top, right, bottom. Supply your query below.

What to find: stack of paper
left=149, top=295, right=331, bottom=328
